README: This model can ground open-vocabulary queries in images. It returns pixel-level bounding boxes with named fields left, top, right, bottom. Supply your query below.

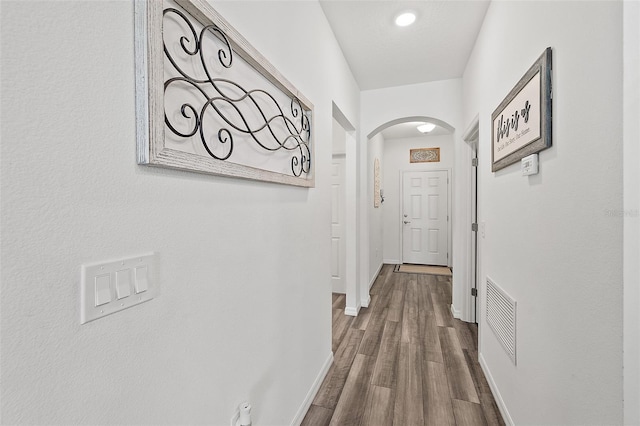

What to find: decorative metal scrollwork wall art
left=135, top=0, right=314, bottom=187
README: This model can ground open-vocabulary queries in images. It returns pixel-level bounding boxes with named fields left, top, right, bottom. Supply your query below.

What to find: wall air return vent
left=486, top=277, right=517, bottom=365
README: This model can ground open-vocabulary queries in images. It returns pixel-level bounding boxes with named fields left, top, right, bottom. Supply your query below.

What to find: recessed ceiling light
left=417, top=123, right=436, bottom=133
left=395, top=12, right=416, bottom=27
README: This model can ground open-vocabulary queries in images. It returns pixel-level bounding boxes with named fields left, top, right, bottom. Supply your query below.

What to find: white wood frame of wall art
left=134, top=0, right=315, bottom=187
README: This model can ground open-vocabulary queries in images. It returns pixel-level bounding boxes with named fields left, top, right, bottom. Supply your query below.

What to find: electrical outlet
left=231, top=402, right=251, bottom=426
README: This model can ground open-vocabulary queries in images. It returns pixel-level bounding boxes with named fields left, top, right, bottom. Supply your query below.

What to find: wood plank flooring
left=302, top=264, right=504, bottom=426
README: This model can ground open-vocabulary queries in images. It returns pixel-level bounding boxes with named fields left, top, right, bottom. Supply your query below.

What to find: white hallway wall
left=0, top=1, right=359, bottom=424
left=462, top=1, right=623, bottom=424
left=382, top=134, right=454, bottom=265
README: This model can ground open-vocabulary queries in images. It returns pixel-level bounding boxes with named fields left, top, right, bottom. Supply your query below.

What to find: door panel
left=428, top=194, right=439, bottom=219
left=411, top=195, right=422, bottom=218
left=402, top=170, right=449, bottom=266
left=411, top=228, right=422, bottom=251
left=428, top=229, right=439, bottom=253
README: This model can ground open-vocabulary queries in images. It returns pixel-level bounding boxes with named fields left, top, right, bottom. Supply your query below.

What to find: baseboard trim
left=383, top=258, right=400, bottom=265
left=360, top=262, right=382, bottom=308
left=478, top=352, right=514, bottom=426
left=370, top=262, right=383, bottom=290
left=361, top=295, right=371, bottom=308
left=344, top=306, right=359, bottom=316
left=450, top=303, right=463, bottom=320
left=291, top=351, right=333, bottom=426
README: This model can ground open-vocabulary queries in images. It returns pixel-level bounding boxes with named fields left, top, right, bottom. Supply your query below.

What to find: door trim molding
left=463, top=116, right=480, bottom=323
left=451, top=115, right=480, bottom=323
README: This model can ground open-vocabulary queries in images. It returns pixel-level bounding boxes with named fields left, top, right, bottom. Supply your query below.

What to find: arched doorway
left=366, top=116, right=455, bottom=271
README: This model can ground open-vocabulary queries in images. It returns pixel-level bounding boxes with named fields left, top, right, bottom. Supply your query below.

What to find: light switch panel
left=116, top=269, right=132, bottom=299
left=95, top=274, right=112, bottom=306
left=81, top=253, right=157, bottom=324
left=134, top=266, right=149, bottom=293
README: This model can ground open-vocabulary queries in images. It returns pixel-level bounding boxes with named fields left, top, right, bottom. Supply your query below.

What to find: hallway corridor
left=302, top=265, right=504, bottom=426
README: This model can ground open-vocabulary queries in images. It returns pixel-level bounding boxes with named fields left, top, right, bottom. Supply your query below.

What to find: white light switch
left=95, top=274, right=112, bottom=306
left=116, top=269, right=132, bottom=299
left=134, top=266, right=148, bottom=293
left=81, top=253, right=158, bottom=324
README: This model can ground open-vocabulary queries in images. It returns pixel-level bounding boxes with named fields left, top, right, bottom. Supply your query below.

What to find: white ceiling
left=380, top=120, right=451, bottom=140
left=319, top=0, right=489, bottom=139
left=319, top=0, right=490, bottom=91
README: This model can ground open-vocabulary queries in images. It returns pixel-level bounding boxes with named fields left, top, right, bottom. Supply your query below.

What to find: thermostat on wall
left=521, top=154, right=539, bottom=176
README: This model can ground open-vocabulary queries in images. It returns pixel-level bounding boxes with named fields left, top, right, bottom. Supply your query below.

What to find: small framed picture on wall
left=410, top=147, right=440, bottom=163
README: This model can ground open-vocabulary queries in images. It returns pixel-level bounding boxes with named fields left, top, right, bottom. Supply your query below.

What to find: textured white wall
left=463, top=1, right=623, bottom=424
left=361, top=79, right=462, bottom=139
left=0, top=1, right=359, bottom=424
left=382, top=134, right=454, bottom=264
left=367, top=133, right=384, bottom=284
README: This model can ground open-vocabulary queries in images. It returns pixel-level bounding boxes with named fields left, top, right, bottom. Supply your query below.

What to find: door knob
left=403, top=221, right=411, bottom=224
left=403, top=214, right=408, bottom=218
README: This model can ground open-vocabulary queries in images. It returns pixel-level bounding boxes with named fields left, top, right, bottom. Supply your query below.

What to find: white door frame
left=468, top=131, right=479, bottom=323
left=399, top=168, right=452, bottom=267
left=332, top=103, right=360, bottom=317
left=457, top=115, right=479, bottom=324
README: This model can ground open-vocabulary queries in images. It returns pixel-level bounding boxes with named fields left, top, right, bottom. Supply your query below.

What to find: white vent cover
left=486, top=277, right=517, bottom=364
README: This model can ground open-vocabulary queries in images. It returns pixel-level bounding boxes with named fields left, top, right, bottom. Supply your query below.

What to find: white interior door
left=331, top=155, right=346, bottom=293
left=402, top=170, right=449, bottom=266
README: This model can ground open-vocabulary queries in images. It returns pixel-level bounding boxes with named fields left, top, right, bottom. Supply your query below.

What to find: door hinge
left=471, top=288, right=478, bottom=297
left=471, top=223, right=478, bottom=232
left=472, top=158, right=478, bottom=167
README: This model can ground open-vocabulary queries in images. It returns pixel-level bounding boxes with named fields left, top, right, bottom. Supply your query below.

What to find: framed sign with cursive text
left=491, top=47, right=552, bottom=172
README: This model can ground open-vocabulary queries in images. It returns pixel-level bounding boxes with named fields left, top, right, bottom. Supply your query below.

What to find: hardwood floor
left=302, top=264, right=504, bottom=426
